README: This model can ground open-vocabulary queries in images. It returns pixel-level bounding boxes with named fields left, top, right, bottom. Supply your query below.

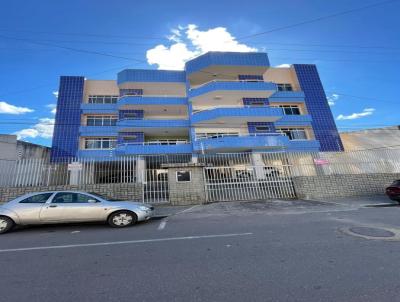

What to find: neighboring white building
left=340, top=126, right=400, bottom=151
left=0, top=134, right=50, bottom=161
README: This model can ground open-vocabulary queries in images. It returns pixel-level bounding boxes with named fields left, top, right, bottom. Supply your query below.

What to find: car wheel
left=108, top=211, right=137, bottom=228
left=0, top=216, right=14, bottom=234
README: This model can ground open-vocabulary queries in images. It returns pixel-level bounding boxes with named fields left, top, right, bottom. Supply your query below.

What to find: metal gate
left=203, top=165, right=296, bottom=202
left=143, top=169, right=169, bottom=203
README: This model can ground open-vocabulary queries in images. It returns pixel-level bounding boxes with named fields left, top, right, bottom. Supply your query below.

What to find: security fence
left=1, top=148, right=400, bottom=203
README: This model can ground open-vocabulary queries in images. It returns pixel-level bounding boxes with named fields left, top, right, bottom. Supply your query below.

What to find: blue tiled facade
left=293, top=64, right=344, bottom=151
left=51, top=51, right=342, bottom=159
left=51, top=76, right=84, bottom=161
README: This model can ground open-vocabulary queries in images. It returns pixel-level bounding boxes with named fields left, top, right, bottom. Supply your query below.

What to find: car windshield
left=88, top=192, right=121, bottom=201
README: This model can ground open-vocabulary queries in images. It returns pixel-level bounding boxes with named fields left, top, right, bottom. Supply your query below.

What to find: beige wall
left=263, top=67, right=301, bottom=91
left=83, top=80, right=119, bottom=102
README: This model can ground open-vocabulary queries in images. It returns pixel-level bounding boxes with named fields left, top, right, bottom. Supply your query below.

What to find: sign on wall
left=176, top=170, right=191, bottom=182
left=68, top=162, right=82, bottom=171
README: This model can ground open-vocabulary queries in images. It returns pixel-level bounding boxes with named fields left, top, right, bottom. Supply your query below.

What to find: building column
left=136, top=156, right=146, bottom=183
left=251, top=152, right=266, bottom=180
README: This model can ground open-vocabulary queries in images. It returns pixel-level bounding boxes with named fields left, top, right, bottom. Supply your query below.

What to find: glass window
left=77, top=194, right=99, bottom=203
left=279, top=105, right=301, bottom=115
left=277, top=84, right=293, bottom=91
left=87, top=95, right=119, bottom=104
left=52, top=193, right=75, bottom=203
left=52, top=193, right=99, bottom=203
left=277, top=128, right=308, bottom=140
left=255, top=126, right=269, bottom=132
left=20, top=193, right=53, bottom=203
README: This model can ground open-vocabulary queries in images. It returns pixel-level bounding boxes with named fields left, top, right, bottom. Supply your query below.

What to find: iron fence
left=1, top=149, right=400, bottom=189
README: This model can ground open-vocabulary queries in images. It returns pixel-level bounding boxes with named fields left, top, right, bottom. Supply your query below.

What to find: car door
left=11, top=193, right=54, bottom=224
left=39, top=192, right=107, bottom=222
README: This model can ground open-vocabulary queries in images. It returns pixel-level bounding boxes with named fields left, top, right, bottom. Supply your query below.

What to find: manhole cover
left=349, top=227, right=395, bottom=238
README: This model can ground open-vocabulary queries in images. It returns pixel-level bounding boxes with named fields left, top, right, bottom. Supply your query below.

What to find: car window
left=52, top=193, right=99, bottom=203
left=20, top=193, right=53, bottom=204
left=77, top=193, right=99, bottom=203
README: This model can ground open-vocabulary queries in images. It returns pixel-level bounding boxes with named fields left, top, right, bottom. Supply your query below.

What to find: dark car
left=385, top=180, right=400, bottom=202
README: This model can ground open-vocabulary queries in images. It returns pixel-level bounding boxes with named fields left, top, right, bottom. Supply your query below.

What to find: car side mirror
left=88, top=199, right=98, bottom=203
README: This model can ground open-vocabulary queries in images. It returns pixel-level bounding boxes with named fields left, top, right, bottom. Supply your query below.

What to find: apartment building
left=51, top=51, right=343, bottom=161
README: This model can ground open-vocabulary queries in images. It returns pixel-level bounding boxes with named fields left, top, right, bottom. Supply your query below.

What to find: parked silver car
left=0, top=191, right=154, bottom=234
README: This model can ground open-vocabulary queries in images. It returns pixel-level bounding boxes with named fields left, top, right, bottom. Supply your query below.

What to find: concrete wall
left=166, top=165, right=207, bottom=206
left=293, top=173, right=400, bottom=200
left=0, top=183, right=143, bottom=203
left=340, top=127, right=400, bottom=151
left=0, top=134, right=17, bottom=161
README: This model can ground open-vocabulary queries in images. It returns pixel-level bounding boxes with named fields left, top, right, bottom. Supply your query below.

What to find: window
left=195, top=132, right=239, bottom=140
left=122, top=135, right=137, bottom=143
left=86, top=116, right=117, bottom=126
left=176, top=171, right=191, bottom=182
left=20, top=193, right=53, bottom=204
left=84, top=138, right=117, bottom=149
left=119, top=89, right=143, bottom=97
left=88, top=95, right=118, bottom=104
left=255, top=126, right=270, bottom=132
left=52, top=193, right=99, bottom=203
left=278, top=105, right=301, bottom=115
left=238, top=75, right=264, bottom=82
left=277, top=84, right=293, bottom=91
left=123, top=113, right=140, bottom=119
left=277, top=128, right=308, bottom=140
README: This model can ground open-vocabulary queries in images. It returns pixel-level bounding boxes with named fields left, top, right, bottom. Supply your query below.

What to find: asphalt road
left=1, top=196, right=400, bottom=302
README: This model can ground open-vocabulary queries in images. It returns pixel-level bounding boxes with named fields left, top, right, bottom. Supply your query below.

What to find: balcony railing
left=194, top=132, right=285, bottom=141
left=118, top=140, right=189, bottom=146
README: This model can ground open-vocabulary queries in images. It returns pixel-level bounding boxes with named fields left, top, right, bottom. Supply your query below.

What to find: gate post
left=161, top=163, right=207, bottom=206
left=251, top=152, right=266, bottom=180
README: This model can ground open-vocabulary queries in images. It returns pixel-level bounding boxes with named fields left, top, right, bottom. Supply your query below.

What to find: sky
left=0, top=0, right=399, bottom=146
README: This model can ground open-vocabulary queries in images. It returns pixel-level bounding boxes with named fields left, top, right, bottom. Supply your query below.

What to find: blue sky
left=0, top=0, right=399, bottom=146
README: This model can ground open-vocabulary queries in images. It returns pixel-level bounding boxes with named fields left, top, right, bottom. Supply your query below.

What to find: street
left=1, top=196, right=400, bottom=302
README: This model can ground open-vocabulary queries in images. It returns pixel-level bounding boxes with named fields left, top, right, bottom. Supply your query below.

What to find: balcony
left=274, top=114, right=313, bottom=126
left=117, top=119, right=189, bottom=129
left=81, top=103, right=118, bottom=114
left=118, top=96, right=188, bottom=109
left=76, top=149, right=116, bottom=158
left=115, top=140, right=192, bottom=155
left=192, top=133, right=290, bottom=153
left=189, top=81, right=277, bottom=101
left=287, top=140, right=320, bottom=152
left=269, top=91, right=305, bottom=102
left=79, top=126, right=118, bottom=136
left=186, top=52, right=270, bottom=75
left=191, top=106, right=284, bottom=125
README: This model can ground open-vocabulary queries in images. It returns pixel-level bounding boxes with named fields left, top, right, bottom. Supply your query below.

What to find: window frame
left=84, top=137, right=117, bottom=150
left=51, top=192, right=100, bottom=204
left=19, top=193, right=54, bottom=204
left=254, top=126, right=270, bottom=132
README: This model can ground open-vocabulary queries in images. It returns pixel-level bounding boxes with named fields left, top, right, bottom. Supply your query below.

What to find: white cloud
left=327, top=93, right=339, bottom=106
left=0, top=101, right=34, bottom=115
left=14, top=118, right=55, bottom=140
left=52, top=91, right=59, bottom=98
left=146, top=24, right=257, bottom=70
left=146, top=43, right=195, bottom=70
left=337, top=108, right=375, bottom=120
left=275, top=64, right=291, bottom=68
left=46, top=103, right=57, bottom=115
left=186, top=24, right=257, bottom=53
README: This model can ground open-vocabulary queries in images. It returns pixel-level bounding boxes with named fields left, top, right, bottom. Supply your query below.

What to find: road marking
left=0, top=232, right=253, bottom=253
left=157, top=220, right=167, bottom=230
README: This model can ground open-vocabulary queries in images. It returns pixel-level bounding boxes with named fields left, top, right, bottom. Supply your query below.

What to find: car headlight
left=139, top=206, right=151, bottom=211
